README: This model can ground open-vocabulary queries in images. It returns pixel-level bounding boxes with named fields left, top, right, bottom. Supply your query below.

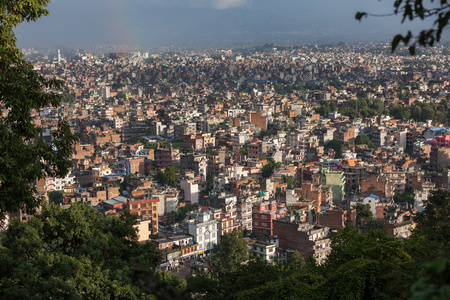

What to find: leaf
left=355, top=12, right=367, bottom=21
left=392, top=34, right=403, bottom=52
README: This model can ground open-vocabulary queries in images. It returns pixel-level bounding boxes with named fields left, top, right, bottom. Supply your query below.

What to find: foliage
left=353, top=203, right=374, bottom=221
left=47, top=190, right=65, bottom=205
left=324, top=139, right=343, bottom=158
left=286, top=250, right=306, bottom=271
left=0, top=0, right=79, bottom=220
left=282, top=175, right=298, bottom=189
left=394, top=191, right=415, bottom=205
left=355, top=134, right=374, bottom=149
left=188, top=258, right=286, bottom=300
left=262, top=159, right=280, bottom=178
left=239, top=144, right=248, bottom=156
left=357, top=0, right=450, bottom=54
left=316, top=100, right=337, bottom=117
left=210, top=229, right=249, bottom=274
left=155, top=165, right=179, bottom=187
left=388, top=101, right=447, bottom=123
left=321, top=226, right=415, bottom=299
left=154, top=270, right=187, bottom=292
left=0, top=203, right=162, bottom=299
left=414, top=189, right=450, bottom=243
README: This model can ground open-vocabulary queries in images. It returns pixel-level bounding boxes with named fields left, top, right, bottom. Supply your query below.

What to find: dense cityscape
left=1, top=41, right=449, bottom=298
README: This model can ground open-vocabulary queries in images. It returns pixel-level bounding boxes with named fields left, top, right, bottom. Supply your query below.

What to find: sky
left=14, top=0, right=437, bottom=49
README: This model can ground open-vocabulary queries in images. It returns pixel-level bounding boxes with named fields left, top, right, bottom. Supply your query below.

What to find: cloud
left=212, top=0, right=247, bottom=9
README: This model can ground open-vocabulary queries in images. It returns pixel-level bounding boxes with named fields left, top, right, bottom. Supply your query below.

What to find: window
left=132, top=205, right=138, bottom=210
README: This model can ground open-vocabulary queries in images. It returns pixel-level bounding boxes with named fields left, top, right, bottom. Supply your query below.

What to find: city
left=1, top=1, right=449, bottom=299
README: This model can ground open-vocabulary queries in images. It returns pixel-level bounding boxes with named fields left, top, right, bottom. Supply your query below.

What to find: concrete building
left=321, top=167, right=345, bottom=202
left=273, top=219, right=331, bottom=264
left=187, top=209, right=219, bottom=253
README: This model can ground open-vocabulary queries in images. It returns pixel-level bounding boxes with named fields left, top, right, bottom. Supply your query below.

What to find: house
left=186, top=209, right=219, bottom=255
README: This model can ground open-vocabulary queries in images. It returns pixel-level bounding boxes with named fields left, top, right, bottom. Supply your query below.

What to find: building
left=318, top=207, right=356, bottom=228
left=187, top=209, right=219, bottom=253
left=251, top=240, right=277, bottom=263
left=253, top=200, right=287, bottom=236
left=155, top=148, right=180, bottom=168
left=180, top=152, right=207, bottom=179
left=273, top=219, right=331, bottom=264
left=321, top=167, right=345, bottom=202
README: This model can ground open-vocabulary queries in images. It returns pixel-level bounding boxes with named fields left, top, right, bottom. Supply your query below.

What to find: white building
left=180, top=178, right=200, bottom=204
left=414, top=182, right=435, bottom=213
left=46, top=172, right=76, bottom=191
left=187, top=209, right=219, bottom=252
left=251, top=240, right=277, bottom=263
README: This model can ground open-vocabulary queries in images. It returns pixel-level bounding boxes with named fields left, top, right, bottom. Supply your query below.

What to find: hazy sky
left=14, top=0, right=436, bottom=48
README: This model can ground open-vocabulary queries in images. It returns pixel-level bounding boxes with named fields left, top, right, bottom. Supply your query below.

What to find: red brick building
left=252, top=200, right=287, bottom=236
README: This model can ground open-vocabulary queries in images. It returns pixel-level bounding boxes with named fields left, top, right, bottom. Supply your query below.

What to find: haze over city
left=15, top=0, right=437, bottom=48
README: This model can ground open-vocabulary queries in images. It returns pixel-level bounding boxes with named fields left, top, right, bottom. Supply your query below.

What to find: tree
left=0, top=203, right=162, bottom=299
left=155, top=165, right=179, bottom=187
left=353, top=203, right=374, bottom=222
left=210, top=229, right=249, bottom=274
left=47, top=190, right=65, bottom=205
left=282, top=175, right=298, bottom=189
left=322, top=226, right=416, bottom=299
left=325, top=139, right=343, bottom=159
left=262, top=159, right=280, bottom=178
left=355, top=134, right=374, bottom=149
left=414, top=190, right=450, bottom=243
left=0, top=0, right=79, bottom=220
left=356, top=1, right=450, bottom=54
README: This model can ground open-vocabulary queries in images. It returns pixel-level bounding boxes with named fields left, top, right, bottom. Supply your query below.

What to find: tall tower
left=57, top=49, right=61, bottom=64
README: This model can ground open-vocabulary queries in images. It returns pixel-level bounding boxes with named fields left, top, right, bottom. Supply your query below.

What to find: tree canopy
left=357, top=0, right=450, bottom=54
left=0, top=203, right=164, bottom=299
left=0, top=0, right=79, bottom=220
left=155, top=165, right=179, bottom=187
left=209, top=229, right=249, bottom=274
left=355, top=134, right=375, bottom=149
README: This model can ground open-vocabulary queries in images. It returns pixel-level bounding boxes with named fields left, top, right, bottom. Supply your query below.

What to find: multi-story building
left=187, top=209, right=219, bottom=253
left=236, top=197, right=253, bottom=231
left=253, top=200, right=287, bottom=236
left=251, top=240, right=277, bottom=263
left=321, top=167, right=345, bottom=202
left=180, top=152, right=207, bottom=179
left=273, top=219, right=331, bottom=264
left=46, top=172, right=76, bottom=191
left=155, top=148, right=180, bottom=168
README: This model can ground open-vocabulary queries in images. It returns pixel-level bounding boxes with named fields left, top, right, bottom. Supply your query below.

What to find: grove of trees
left=316, top=98, right=448, bottom=124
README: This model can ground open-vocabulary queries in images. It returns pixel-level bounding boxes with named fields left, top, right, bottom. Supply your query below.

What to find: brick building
left=273, top=219, right=331, bottom=264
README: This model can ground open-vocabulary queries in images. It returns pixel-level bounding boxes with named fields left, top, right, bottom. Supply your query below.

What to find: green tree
left=0, top=203, right=162, bottom=299
left=210, top=229, right=249, bottom=274
left=47, top=190, right=65, bottom=205
left=353, top=203, right=374, bottom=222
left=282, top=175, right=298, bottom=189
left=393, top=191, right=415, bottom=205
left=262, top=159, right=280, bottom=178
left=414, top=190, right=450, bottom=243
left=0, top=0, right=79, bottom=220
left=321, top=226, right=416, bottom=299
left=325, top=139, right=343, bottom=158
left=155, top=165, right=179, bottom=187
left=355, top=134, right=375, bottom=149
left=356, top=1, right=450, bottom=54
left=422, top=105, right=435, bottom=121
left=286, top=250, right=306, bottom=271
